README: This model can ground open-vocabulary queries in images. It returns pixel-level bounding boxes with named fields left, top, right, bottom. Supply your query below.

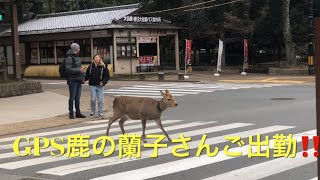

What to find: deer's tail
left=113, top=98, right=119, bottom=109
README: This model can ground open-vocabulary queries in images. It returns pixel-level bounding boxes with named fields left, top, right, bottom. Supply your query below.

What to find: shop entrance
left=159, top=35, right=176, bottom=69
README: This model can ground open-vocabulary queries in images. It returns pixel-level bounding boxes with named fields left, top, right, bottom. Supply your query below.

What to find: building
left=0, top=4, right=181, bottom=77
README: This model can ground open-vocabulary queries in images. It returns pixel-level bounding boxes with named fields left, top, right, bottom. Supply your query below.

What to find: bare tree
left=282, top=0, right=296, bottom=66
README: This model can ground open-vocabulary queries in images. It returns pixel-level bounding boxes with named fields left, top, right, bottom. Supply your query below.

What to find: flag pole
left=184, top=39, right=190, bottom=79
left=185, top=39, right=187, bottom=77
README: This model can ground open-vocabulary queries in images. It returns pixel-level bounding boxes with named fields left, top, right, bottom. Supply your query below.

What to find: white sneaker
left=90, top=112, right=95, bottom=116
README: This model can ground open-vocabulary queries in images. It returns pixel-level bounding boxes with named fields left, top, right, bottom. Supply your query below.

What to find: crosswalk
left=105, top=83, right=285, bottom=99
left=0, top=118, right=316, bottom=180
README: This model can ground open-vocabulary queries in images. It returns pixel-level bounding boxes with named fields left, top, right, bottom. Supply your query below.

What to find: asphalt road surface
left=0, top=81, right=316, bottom=180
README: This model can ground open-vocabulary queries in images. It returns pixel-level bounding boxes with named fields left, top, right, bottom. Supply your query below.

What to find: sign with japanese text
left=139, top=56, right=154, bottom=64
left=124, top=16, right=162, bottom=23
left=185, top=40, right=192, bottom=66
left=137, top=37, right=157, bottom=43
left=90, top=30, right=111, bottom=38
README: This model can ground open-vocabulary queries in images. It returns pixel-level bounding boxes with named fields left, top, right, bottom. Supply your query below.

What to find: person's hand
left=80, top=67, right=86, bottom=73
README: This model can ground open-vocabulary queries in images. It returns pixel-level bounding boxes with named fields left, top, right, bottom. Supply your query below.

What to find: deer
left=106, top=89, right=178, bottom=142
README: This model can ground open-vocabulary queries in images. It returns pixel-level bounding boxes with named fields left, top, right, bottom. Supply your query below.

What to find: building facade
left=0, top=4, right=181, bottom=77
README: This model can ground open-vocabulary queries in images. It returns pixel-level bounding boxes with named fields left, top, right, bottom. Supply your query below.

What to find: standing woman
left=85, top=54, right=110, bottom=117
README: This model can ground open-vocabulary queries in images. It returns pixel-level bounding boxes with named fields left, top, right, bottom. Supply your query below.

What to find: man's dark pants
left=68, top=80, right=82, bottom=114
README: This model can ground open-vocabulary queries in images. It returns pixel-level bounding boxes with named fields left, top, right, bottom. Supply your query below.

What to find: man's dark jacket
left=65, top=49, right=85, bottom=81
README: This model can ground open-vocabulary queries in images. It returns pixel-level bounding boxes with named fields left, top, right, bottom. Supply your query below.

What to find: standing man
left=65, top=43, right=86, bottom=119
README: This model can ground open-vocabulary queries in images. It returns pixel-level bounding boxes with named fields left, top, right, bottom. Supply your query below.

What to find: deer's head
left=160, top=89, right=178, bottom=107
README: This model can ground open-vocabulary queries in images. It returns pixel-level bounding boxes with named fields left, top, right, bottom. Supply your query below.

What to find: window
left=74, top=39, right=91, bottom=63
left=56, top=39, right=91, bottom=63
left=93, top=38, right=113, bottom=64
left=56, top=40, right=70, bottom=63
left=39, top=41, right=54, bottom=64
left=30, top=42, right=38, bottom=64
left=139, top=43, right=157, bottom=56
left=116, top=37, right=137, bottom=58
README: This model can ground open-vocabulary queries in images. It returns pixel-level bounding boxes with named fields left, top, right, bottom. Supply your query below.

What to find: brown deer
left=106, top=89, right=178, bottom=142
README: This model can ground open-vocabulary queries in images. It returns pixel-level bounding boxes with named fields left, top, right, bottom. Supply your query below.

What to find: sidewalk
left=0, top=92, right=68, bottom=125
left=0, top=72, right=315, bottom=137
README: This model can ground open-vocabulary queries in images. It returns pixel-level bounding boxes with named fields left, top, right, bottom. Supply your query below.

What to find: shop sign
left=137, top=37, right=157, bottom=43
left=119, top=29, right=140, bottom=37
left=90, top=30, right=111, bottom=38
left=139, top=56, right=154, bottom=64
left=124, top=16, right=162, bottom=23
left=116, top=37, right=136, bottom=43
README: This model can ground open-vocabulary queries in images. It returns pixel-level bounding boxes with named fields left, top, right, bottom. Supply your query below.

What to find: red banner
left=139, top=56, right=154, bottom=64
left=185, top=40, right=192, bottom=66
left=243, top=39, right=249, bottom=69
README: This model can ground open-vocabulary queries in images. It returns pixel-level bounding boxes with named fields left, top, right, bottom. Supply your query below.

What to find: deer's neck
left=158, top=99, right=168, bottom=112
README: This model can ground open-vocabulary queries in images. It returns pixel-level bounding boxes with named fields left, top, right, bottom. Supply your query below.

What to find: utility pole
left=11, top=0, right=21, bottom=80
left=308, top=0, right=315, bottom=75
left=315, top=17, right=320, bottom=180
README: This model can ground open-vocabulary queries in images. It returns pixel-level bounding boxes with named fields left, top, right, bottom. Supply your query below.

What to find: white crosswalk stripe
left=0, top=119, right=314, bottom=180
left=0, top=121, right=220, bottom=169
left=38, top=125, right=289, bottom=176
left=0, top=120, right=182, bottom=158
left=205, top=149, right=316, bottom=180
left=105, top=83, right=285, bottom=99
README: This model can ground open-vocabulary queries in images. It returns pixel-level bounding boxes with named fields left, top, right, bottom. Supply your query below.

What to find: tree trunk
left=282, top=0, right=296, bottom=66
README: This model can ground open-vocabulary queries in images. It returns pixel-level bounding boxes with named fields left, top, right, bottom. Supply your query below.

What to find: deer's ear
left=160, top=90, right=165, bottom=96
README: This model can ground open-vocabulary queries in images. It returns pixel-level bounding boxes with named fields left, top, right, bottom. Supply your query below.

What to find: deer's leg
left=141, top=119, right=147, bottom=143
left=119, top=116, right=128, bottom=134
left=106, top=112, right=121, bottom=136
left=155, top=119, right=171, bottom=141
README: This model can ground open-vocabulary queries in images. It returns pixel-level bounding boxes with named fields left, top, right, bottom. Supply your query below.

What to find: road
left=0, top=81, right=316, bottom=180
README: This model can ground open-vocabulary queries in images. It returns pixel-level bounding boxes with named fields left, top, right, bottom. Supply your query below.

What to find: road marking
left=106, top=90, right=201, bottom=94
left=2, top=121, right=220, bottom=170
left=105, top=91, right=186, bottom=96
left=38, top=125, right=291, bottom=176
left=0, top=122, right=222, bottom=163
left=0, top=120, right=182, bottom=154
left=206, top=150, right=315, bottom=180
left=90, top=129, right=311, bottom=180
left=105, top=83, right=286, bottom=99
left=113, top=95, right=164, bottom=99
left=219, top=79, right=303, bottom=84
left=114, top=87, right=213, bottom=92
left=0, top=120, right=135, bottom=143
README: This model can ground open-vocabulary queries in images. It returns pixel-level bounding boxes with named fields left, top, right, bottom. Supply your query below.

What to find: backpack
left=59, top=57, right=74, bottom=78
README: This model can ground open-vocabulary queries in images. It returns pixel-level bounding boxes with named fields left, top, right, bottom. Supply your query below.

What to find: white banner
left=217, top=39, right=223, bottom=72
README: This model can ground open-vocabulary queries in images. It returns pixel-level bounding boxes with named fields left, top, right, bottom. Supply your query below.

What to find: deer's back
left=113, top=96, right=161, bottom=120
